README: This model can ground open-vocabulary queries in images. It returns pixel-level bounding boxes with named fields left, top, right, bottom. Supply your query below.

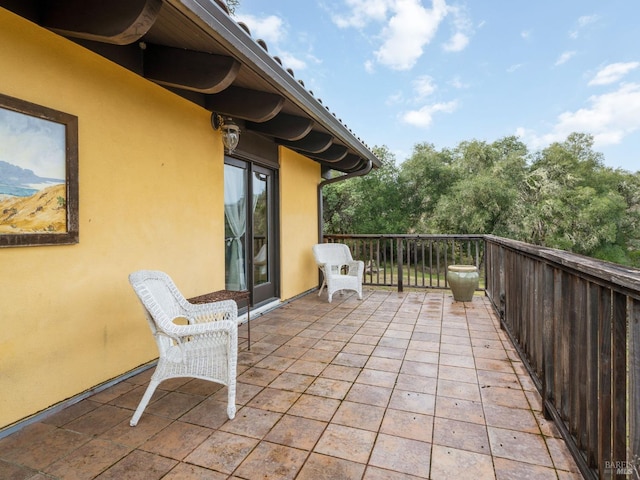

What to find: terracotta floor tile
left=379, top=337, right=410, bottom=349
left=109, top=384, right=167, bottom=410
left=332, top=352, right=369, bottom=368
left=365, top=356, right=403, bottom=373
left=287, top=359, right=327, bottom=376
left=288, top=394, right=341, bottom=421
left=435, top=396, right=485, bottom=425
left=184, top=430, right=259, bottom=474
left=89, top=381, right=137, bottom=404
left=333, top=400, right=385, bottom=431
left=395, top=373, right=437, bottom=394
left=163, top=463, right=228, bottom=479
left=255, top=355, right=297, bottom=371
left=369, top=433, right=431, bottom=478
left=100, top=414, right=172, bottom=446
left=177, top=378, right=225, bottom=396
left=483, top=403, right=540, bottom=434
left=45, top=438, right=133, bottom=479
left=438, top=352, right=476, bottom=369
left=41, top=399, right=100, bottom=427
left=286, top=336, right=319, bottom=348
left=300, top=348, right=338, bottom=363
left=343, top=343, right=377, bottom=355
left=235, top=441, right=308, bottom=480
left=433, top=416, right=491, bottom=454
left=475, top=357, right=515, bottom=373
left=404, top=349, right=439, bottom=364
left=364, top=465, right=426, bottom=479
left=437, top=378, right=481, bottom=402
left=238, top=367, right=282, bottom=386
left=320, top=364, right=362, bottom=382
left=494, top=457, right=559, bottom=480
left=306, top=377, right=353, bottom=399
left=407, top=339, right=440, bottom=352
left=488, top=427, right=554, bottom=467
left=345, top=383, right=393, bottom=407
left=247, top=387, right=301, bottom=413
left=219, top=406, right=282, bottom=439
left=0, top=459, right=39, bottom=479
left=380, top=408, right=434, bottom=442
left=480, top=385, right=530, bottom=409
left=141, top=421, right=212, bottom=460
left=265, top=415, right=327, bottom=450
left=437, top=364, right=478, bottom=384
left=268, top=371, right=315, bottom=392
left=95, top=449, right=177, bottom=480
left=0, top=423, right=86, bottom=469
left=65, top=404, right=132, bottom=436
left=546, top=437, right=581, bottom=472
left=351, top=334, right=382, bottom=345
left=297, top=452, right=366, bottom=480
left=388, top=389, right=435, bottom=415
left=400, top=360, right=438, bottom=378
left=315, top=424, right=377, bottom=463
left=356, top=368, right=398, bottom=388
left=179, top=398, right=235, bottom=429
left=430, top=445, right=494, bottom=480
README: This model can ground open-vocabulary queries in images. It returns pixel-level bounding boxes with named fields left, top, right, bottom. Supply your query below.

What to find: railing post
left=397, top=238, right=403, bottom=293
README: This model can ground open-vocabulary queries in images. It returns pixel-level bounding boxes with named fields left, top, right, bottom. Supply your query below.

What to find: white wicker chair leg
left=130, top=379, right=160, bottom=426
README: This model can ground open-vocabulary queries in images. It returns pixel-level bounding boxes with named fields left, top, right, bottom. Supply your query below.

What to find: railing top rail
left=485, top=235, right=640, bottom=295
left=325, top=234, right=486, bottom=240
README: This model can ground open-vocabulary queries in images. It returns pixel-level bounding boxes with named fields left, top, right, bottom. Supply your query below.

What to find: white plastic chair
left=312, top=243, right=364, bottom=303
left=128, top=270, right=237, bottom=426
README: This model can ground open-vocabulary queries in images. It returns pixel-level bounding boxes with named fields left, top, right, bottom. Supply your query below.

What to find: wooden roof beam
left=144, top=44, right=240, bottom=94
left=205, top=87, right=284, bottom=123
left=42, top=0, right=162, bottom=45
left=278, top=130, right=333, bottom=154
left=307, top=144, right=349, bottom=162
left=246, top=114, right=313, bottom=141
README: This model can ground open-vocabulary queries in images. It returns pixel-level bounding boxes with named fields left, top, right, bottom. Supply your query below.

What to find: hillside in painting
left=0, top=184, right=66, bottom=233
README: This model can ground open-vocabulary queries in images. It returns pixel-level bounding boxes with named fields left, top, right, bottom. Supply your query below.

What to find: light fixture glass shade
left=221, top=122, right=240, bottom=153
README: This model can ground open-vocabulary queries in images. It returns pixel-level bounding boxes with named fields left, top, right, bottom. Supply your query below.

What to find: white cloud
left=507, top=63, right=523, bottom=73
left=516, top=83, right=640, bottom=150
left=521, top=29, right=532, bottom=40
left=375, top=0, right=448, bottom=70
left=236, top=13, right=309, bottom=71
left=385, top=91, right=404, bottom=105
left=443, top=4, right=472, bottom=52
left=413, top=75, right=437, bottom=99
left=555, top=51, right=576, bottom=66
left=331, top=0, right=390, bottom=28
left=569, top=14, right=599, bottom=39
left=588, top=62, right=640, bottom=86
left=364, top=59, right=375, bottom=73
left=401, top=100, right=458, bottom=128
left=449, top=75, right=469, bottom=89
left=443, top=32, right=469, bottom=52
left=236, top=14, right=285, bottom=44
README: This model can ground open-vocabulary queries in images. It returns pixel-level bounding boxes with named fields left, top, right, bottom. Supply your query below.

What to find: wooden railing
left=324, top=233, right=640, bottom=479
left=324, top=234, right=485, bottom=292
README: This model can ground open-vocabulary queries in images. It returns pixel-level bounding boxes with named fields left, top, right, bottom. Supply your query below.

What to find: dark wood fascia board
left=277, top=130, right=333, bottom=154
left=205, top=86, right=284, bottom=122
left=245, top=114, right=313, bottom=141
left=169, top=0, right=380, bottom=167
left=143, top=43, right=240, bottom=93
left=306, top=144, right=349, bottom=162
left=42, top=0, right=163, bottom=45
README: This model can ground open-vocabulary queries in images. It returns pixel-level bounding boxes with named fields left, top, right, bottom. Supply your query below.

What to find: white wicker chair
left=128, top=270, right=238, bottom=426
left=312, top=243, right=364, bottom=303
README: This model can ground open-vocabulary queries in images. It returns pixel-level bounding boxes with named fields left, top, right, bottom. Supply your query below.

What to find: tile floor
left=0, top=289, right=585, bottom=479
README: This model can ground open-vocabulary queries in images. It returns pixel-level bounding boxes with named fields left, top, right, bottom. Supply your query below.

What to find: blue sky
left=235, top=0, right=640, bottom=173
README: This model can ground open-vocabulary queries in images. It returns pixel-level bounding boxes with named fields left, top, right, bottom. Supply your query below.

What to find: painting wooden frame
left=0, top=93, right=78, bottom=247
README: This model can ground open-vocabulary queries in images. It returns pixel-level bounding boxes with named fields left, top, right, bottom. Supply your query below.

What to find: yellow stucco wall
left=279, top=147, right=321, bottom=300
left=0, top=10, right=227, bottom=428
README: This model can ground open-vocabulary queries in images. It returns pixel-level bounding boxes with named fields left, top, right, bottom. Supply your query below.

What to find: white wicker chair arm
left=161, top=316, right=237, bottom=338
left=347, top=260, right=364, bottom=275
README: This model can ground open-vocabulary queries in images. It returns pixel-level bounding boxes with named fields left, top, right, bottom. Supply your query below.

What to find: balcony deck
left=0, top=289, right=583, bottom=479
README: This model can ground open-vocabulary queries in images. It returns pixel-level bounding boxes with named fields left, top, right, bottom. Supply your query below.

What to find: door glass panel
left=224, top=164, right=247, bottom=291
left=253, top=172, right=268, bottom=286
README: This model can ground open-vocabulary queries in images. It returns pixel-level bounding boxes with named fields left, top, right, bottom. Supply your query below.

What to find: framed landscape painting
left=0, top=93, right=78, bottom=247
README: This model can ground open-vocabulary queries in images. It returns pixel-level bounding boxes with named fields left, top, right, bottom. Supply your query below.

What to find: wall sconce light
left=211, top=113, right=240, bottom=154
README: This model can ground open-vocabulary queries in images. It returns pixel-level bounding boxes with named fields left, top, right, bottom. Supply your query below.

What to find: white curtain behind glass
left=224, top=164, right=246, bottom=290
